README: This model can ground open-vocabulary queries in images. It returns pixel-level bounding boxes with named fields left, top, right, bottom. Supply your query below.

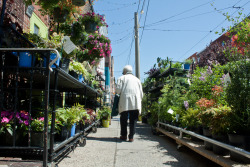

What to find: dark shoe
left=128, top=139, right=134, bottom=142
left=120, top=136, right=127, bottom=141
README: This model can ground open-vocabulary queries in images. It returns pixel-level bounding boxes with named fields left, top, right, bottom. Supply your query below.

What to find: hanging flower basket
left=79, top=12, right=108, bottom=33
left=72, top=0, right=86, bottom=6
left=53, top=7, right=69, bottom=23
left=85, top=21, right=97, bottom=33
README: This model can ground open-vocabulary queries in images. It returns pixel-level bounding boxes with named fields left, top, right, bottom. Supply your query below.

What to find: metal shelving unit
left=0, top=48, right=102, bottom=166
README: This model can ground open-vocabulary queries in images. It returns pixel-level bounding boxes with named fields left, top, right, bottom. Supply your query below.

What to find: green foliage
left=205, top=105, right=232, bottom=135
left=56, top=104, right=87, bottom=129
left=99, top=106, right=111, bottom=120
left=188, top=65, right=225, bottom=100
left=147, top=102, right=159, bottom=126
left=224, top=60, right=250, bottom=134
left=172, top=62, right=182, bottom=68
left=69, top=60, right=88, bottom=75
left=184, top=59, right=193, bottom=65
left=181, top=108, right=201, bottom=129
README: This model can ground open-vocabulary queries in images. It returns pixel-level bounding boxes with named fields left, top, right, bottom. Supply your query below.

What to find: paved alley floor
left=57, top=116, right=219, bottom=167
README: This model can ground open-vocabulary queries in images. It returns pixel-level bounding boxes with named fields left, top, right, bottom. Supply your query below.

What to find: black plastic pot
left=55, top=125, right=70, bottom=141
left=228, top=134, right=250, bottom=163
left=31, top=132, right=50, bottom=147
left=59, top=58, right=70, bottom=73
left=69, top=71, right=79, bottom=80
left=203, top=127, right=213, bottom=150
left=190, top=126, right=203, bottom=142
left=212, top=134, right=229, bottom=156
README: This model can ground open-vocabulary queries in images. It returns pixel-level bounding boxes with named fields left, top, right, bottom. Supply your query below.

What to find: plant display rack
left=156, top=122, right=250, bottom=167
left=144, top=61, right=250, bottom=166
left=0, top=48, right=102, bottom=166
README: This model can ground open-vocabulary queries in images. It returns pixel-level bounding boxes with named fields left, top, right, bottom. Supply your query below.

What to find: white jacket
left=115, top=74, right=143, bottom=114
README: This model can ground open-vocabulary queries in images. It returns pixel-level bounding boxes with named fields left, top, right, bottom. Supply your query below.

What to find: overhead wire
left=142, top=6, right=233, bottom=28
left=143, top=28, right=211, bottom=32
left=144, top=0, right=214, bottom=27
left=176, top=1, right=249, bottom=61
left=110, top=18, right=134, bottom=26
left=95, top=2, right=137, bottom=12
left=139, top=0, right=150, bottom=44
left=101, top=1, right=137, bottom=6
left=125, top=0, right=141, bottom=66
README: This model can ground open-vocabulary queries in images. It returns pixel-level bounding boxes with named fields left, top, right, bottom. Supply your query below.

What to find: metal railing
left=158, top=122, right=250, bottom=159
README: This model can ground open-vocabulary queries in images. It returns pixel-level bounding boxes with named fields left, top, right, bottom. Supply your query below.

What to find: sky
left=93, top=0, right=250, bottom=82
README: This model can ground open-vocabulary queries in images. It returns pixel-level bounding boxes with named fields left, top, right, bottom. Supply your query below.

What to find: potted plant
left=78, top=33, right=112, bottom=62
left=99, top=106, right=111, bottom=128
left=30, top=117, right=51, bottom=147
left=183, top=59, right=192, bottom=70
left=79, top=12, right=108, bottom=33
left=69, top=60, right=88, bottom=82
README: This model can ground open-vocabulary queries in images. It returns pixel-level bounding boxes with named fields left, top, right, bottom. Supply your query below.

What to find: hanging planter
left=79, top=12, right=108, bottom=33
left=72, top=0, right=86, bottom=6
left=53, top=7, right=69, bottom=23
left=85, top=21, right=97, bottom=33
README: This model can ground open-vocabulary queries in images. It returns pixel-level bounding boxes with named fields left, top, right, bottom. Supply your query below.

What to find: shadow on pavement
left=87, top=136, right=122, bottom=143
left=135, top=123, right=220, bottom=167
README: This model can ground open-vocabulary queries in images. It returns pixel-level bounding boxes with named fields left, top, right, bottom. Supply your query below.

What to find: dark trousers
left=120, top=110, right=139, bottom=139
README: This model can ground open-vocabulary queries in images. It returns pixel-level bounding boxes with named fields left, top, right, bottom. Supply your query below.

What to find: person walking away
left=115, top=65, right=143, bottom=142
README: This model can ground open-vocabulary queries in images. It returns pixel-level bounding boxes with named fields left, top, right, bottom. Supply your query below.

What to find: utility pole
left=134, top=12, right=140, bottom=80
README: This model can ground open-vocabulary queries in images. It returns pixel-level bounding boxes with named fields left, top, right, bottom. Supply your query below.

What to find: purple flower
left=199, top=76, right=205, bottom=81
left=184, top=101, right=189, bottom=110
left=24, top=120, right=29, bottom=126
left=18, top=118, right=24, bottom=123
left=1, top=111, right=11, bottom=117
left=1, top=117, right=10, bottom=123
left=207, top=60, right=213, bottom=65
left=207, top=66, right=213, bottom=75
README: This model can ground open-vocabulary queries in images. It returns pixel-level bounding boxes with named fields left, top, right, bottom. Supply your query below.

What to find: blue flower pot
left=43, top=53, right=60, bottom=68
left=184, top=64, right=190, bottom=70
left=14, top=52, right=35, bottom=67
left=78, top=74, right=84, bottom=82
left=70, top=123, right=76, bottom=137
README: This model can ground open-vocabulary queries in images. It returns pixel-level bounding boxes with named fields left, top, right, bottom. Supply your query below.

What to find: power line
left=142, top=7, right=233, bottom=28
left=177, top=2, right=247, bottom=61
left=144, top=0, right=214, bottom=27
left=112, top=46, right=132, bottom=57
left=110, top=18, right=134, bottom=26
left=101, top=1, right=137, bottom=6
left=143, top=28, right=211, bottom=32
left=109, top=27, right=133, bottom=35
left=112, top=32, right=133, bottom=42
left=140, top=0, right=150, bottom=44
left=96, top=2, right=137, bottom=12
left=127, top=33, right=135, bottom=65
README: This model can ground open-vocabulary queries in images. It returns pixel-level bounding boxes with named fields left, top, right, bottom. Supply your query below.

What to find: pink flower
left=24, top=120, right=29, bottom=126
left=1, top=117, right=10, bottom=123
left=38, top=117, right=44, bottom=121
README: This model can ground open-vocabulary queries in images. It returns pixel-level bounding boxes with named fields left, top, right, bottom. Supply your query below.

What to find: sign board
left=63, top=36, right=76, bottom=54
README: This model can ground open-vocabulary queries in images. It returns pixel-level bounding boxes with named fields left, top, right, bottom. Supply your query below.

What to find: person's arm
left=115, top=77, right=123, bottom=95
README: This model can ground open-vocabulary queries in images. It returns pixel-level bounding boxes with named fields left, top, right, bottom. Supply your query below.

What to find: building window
left=34, top=24, right=39, bottom=35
